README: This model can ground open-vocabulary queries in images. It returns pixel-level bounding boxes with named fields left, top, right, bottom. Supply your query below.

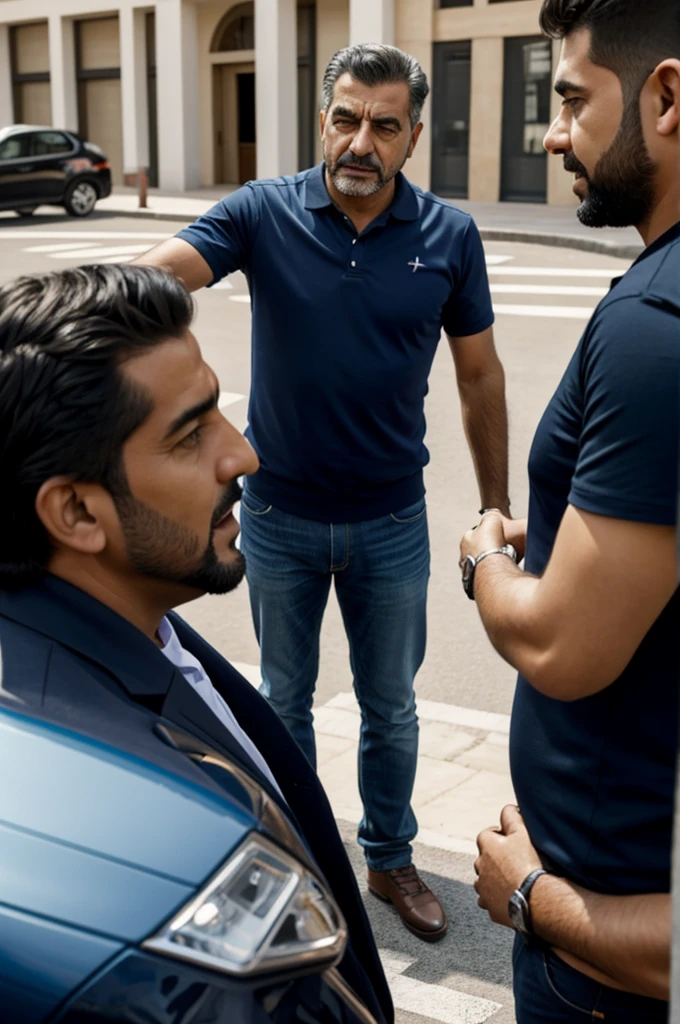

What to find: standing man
left=459, top=1, right=680, bottom=1020
left=136, top=44, right=508, bottom=942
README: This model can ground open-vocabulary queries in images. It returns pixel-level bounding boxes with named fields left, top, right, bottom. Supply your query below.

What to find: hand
left=474, top=805, right=543, bottom=928
left=503, top=517, right=527, bottom=562
left=460, top=510, right=506, bottom=563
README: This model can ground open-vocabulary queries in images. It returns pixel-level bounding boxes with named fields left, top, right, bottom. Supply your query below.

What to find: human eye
left=177, top=425, right=203, bottom=450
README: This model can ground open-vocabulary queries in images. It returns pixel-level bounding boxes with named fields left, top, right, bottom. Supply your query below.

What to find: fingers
left=500, top=804, right=523, bottom=835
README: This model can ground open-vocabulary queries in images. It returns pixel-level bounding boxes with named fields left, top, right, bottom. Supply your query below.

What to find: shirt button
left=351, top=260, right=356, bottom=267
left=352, top=238, right=357, bottom=245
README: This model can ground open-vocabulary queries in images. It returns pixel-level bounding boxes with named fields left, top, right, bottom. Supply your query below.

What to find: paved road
left=0, top=210, right=633, bottom=1024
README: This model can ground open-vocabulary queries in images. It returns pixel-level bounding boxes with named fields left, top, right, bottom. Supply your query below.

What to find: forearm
left=458, top=366, right=509, bottom=514
left=531, top=874, right=671, bottom=1000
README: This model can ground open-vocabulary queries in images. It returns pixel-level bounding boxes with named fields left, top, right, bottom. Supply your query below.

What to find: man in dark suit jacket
left=0, top=262, right=393, bottom=1024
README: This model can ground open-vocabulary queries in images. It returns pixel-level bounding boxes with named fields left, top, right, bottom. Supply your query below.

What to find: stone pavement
left=96, top=184, right=643, bottom=259
left=233, top=662, right=515, bottom=854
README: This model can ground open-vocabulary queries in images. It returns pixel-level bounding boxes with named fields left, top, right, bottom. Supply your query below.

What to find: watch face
left=462, top=556, right=476, bottom=599
left=508, top=891, right=530, bottom=938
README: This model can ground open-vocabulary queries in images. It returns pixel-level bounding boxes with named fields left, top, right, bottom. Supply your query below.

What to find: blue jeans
left=239, top=486, right=430, bottom=871
left=513, top=936, right=669, bottom=1023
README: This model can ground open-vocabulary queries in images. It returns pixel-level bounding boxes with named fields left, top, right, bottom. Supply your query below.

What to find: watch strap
left=475, top=545, right=517, bottom=569
left=518, top=868, right=549, bottom=903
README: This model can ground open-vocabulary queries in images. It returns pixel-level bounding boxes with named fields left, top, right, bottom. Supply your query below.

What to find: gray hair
left=321, top=44, right=429, bottom=129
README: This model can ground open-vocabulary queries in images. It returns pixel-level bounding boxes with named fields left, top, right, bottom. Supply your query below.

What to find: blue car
left=0, top=705, right=378, bottom=1023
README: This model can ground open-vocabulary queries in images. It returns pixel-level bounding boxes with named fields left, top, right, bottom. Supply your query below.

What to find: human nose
left=543, top=111, right=570, bottom=155
left=216, top=419, right=260, bottom=482
left=350, top=120, right=374, bottom=158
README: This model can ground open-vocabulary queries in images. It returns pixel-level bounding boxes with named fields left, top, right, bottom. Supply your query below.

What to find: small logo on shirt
left=408, top=257, right=426, bottom=273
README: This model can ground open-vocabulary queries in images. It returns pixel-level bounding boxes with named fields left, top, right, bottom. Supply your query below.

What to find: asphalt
left=93, top=185, right=645, bottom=260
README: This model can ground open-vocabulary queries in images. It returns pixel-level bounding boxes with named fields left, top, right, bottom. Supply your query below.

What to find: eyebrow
left=163, top=386, right=220, bottom=441
left=332, top=106, right=402, bottom=130
left=554, top=78, right=589, bottom=98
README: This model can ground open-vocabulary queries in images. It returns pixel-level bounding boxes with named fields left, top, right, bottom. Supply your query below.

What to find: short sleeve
left=442, top=217, right=495, bottom=338
left=569, top=298, right=680, bottom=526
left=175, top=184, right=259, bottom=284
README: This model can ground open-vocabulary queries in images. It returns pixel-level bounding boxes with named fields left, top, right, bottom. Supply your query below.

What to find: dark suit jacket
left=0, top=573, right=393, bottom=1024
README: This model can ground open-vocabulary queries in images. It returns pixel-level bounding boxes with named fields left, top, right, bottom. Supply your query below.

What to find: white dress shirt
left=158, top=617, right=284, bottom=801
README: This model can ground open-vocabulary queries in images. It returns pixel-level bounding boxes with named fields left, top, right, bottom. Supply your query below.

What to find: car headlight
left=142, top=833, right=347, bottom=977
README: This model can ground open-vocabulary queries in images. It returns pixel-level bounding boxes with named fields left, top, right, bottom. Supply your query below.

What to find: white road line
left=46, top=244, right=155, bottom=259
left=326, top=690, right=511, bottom=735
left=23, top=241, right=103, bottom=253
left=211, top=279, right=234, bottom=290
left=229, top=295, right=251, bottom=303
left=491, top=283, right=607, bottom=297
left=485, top=255, right=514, bottom=265
left=487, top=266, right=624, bottom=278
left=219, top=391, right=246, bottom=410
left=493, top=303, right=594, bottom=319
left=0, top=230, right=171, bottom=240
left=381, top=951, right=502, bottom=1024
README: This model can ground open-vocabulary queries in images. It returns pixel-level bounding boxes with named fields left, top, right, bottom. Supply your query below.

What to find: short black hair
left=0, top=263, right=194, bottom=586
left=540, top=0, right=680, bottom=101
left=322, top=44, right=429, bottom=129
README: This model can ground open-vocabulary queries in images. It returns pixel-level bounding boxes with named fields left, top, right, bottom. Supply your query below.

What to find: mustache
left=211, top=479, right=243, bottom=529
left=564, top=154, right=589, bottom=179
left=336, top=152, right=382, bottom=173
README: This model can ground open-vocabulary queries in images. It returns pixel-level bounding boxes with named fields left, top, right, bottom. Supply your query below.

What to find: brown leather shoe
left=367, top=865, right=448, bottom=942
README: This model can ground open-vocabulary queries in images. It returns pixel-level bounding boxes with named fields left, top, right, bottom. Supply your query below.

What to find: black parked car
left=0, top=124, right=112, bottom=218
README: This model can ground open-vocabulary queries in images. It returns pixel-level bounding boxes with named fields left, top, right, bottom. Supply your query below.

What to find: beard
left=325, top=148, right=402, bottom=198
left=565, top=100, right=657, bottom=229
left=115, top=479, right=245, bottom=595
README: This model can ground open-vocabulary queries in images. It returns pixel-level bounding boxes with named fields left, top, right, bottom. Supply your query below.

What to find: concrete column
left=350, top=0, right=394, bottom=46
left=119, top=6, right=149, bottom=180
left=48, top=14, right=78, bottom=131
left=156, top=0, right=201, bottom=190
left=395, top=0, right=432, bottom=192
left=468, top=36, right=503, bottom=202
left=255, top=0, right=298, bottom=178
left=0, top=24, right=13, bottom=126
left=547, top=38, right=578, bottom=208
left=315, top=0, right=350, bottom=163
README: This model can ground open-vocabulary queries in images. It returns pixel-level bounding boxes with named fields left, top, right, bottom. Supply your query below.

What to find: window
left=212, top=4, right=255, bottom=52
left=439, top=1, right=473, bottom=6
left=32, top=131, right=73, bottom=156
left=0, top=134, right=31, bottom=160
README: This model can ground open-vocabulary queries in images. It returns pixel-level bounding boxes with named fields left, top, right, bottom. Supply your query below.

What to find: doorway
left=214, top=62, right=256, bottom=185
left=500, top=36, right=552, bottom=203
left=431, top=41, right=472, bottom=198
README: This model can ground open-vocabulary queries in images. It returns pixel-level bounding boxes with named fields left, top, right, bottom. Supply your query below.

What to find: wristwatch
left=461, top=544, right=518, bottom=600
left=508, top=868, right=549, bottom=944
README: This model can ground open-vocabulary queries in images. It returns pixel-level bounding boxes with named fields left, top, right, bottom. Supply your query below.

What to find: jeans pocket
left=542, top=950, right=604, bottom=1017
left=390, top=497, right=427, bottom=524
left=241, top=489, right=274, bottom=516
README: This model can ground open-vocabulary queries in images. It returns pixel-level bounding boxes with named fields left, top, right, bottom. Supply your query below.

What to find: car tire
left=64, top=180, right=98, bottom=217
left=15, top=207, right=37, bottom=217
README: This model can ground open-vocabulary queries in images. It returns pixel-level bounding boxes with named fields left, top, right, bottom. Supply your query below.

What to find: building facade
left=0, top=0, right=576, bottom=205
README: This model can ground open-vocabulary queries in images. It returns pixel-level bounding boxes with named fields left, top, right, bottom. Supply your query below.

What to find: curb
left=100, top=206, right=644, bottom=260
left=479, top=227, right=643, bottom=261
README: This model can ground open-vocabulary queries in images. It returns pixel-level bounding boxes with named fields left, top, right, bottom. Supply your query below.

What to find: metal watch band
left=475, top=545, right=517, bottom=568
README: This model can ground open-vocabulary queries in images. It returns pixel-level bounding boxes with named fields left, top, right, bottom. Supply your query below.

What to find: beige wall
left=315, top=0, right=349, bottom=163
left=468, top=36, right=503, bottom=202
left=435, top=0, right=543, bottom=42
left=395, top=0, right=432, bottom=192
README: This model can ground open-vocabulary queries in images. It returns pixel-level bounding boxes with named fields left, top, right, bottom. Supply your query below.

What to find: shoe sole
left=368, top=884, right=449, bottom=943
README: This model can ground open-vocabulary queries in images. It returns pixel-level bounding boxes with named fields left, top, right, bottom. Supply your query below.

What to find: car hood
left=0, top=707, right=257, bottom=941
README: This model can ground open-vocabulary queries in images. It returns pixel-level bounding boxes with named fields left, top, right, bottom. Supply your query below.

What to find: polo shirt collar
left=304, top=162, right=419, bottom=222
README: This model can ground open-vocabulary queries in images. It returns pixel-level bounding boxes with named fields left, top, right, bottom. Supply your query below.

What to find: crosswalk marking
left=5, top=230, right=170, bottom=240
left=485, top=255, right=514, bottom=265
left=46, top=244, right=154, bottom=260
left=487, top=265, right=624, bottom=278
left=493, top=303, right=594, bottom=319
left=381, top=951, right=502, bottom=1024
left=218, top=391, right=246, bottom=410
left=491, top=283, right=607, bottom=297
left=23, top=242, right=103, bottom=253
left=229, top=295, right=251, bottom=303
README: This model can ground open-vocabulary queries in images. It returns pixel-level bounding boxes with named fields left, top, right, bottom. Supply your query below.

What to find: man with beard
left=459, top=1, right=680, bottom=1021
left=135, top=44, right=508, bottom=940
left=0, top=263, right=393, bottom=1024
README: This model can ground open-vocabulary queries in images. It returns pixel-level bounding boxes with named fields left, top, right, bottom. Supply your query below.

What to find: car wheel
left=15, top=207, right=37, bottom=217
left=64, top=180, right=98, bottom=217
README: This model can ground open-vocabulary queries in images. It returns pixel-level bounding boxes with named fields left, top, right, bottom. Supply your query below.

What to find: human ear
left=319, top=109, right=327, bottom=137
left=35, top=478, right=108, bottom=556
left=653, top=60, right=680, bottom=137
left=407, top=122, right=424, bottom=159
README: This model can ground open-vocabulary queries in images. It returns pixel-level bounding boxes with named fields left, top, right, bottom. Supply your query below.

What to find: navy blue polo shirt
left=177, top=164, right=493, bottom=521
left=511, top=222, right=680, bottom=896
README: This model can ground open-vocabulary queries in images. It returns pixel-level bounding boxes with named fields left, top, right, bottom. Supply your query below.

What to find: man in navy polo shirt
left=459, top=1, right=680, bottom=1020
left=136, top=44, right=509, bottom=941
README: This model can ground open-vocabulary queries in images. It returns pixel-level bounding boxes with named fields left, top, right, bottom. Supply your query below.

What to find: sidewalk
left=232, top=663, right=514, bottom=855
left=99, top=184, right=644, bottom=259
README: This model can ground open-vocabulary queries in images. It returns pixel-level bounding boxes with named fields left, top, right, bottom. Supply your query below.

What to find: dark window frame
left=9, top=24, right=51, bottom=124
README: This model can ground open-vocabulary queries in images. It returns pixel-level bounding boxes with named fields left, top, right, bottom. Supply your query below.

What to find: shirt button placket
left=350, top=237, right=358, bottom=271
